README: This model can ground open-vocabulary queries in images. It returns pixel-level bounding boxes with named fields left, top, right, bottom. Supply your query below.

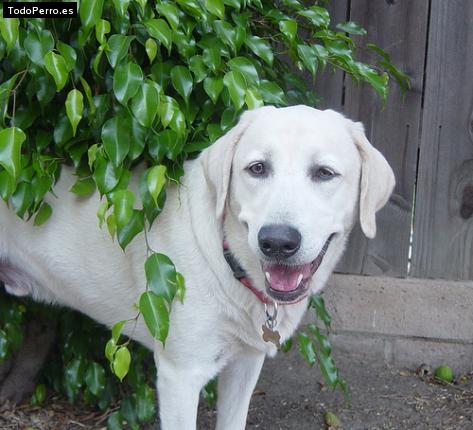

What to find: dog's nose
left=258, top=224, right=301, bottom=258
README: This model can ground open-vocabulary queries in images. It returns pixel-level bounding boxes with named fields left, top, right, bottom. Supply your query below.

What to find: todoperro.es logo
left=2, top=2, right=77, bottom=18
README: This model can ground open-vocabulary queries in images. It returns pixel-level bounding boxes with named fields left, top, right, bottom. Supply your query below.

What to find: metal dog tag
left=262, top=303, right=281, bottom=348
left=262, top=324, right=281, bottom=348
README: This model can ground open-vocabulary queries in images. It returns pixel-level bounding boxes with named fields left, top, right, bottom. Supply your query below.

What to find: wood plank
left=314, top=0, right=348, bottom=111
left=411, top=0, right=473, bottom=280
left=335, top=0, right=429, bottom=276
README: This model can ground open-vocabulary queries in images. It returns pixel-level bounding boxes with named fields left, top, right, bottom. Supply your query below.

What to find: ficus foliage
left=0, top=0, right=407, bottom=427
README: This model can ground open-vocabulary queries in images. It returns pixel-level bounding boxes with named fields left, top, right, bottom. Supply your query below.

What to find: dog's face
left=202, top=106, right=395, bottom=303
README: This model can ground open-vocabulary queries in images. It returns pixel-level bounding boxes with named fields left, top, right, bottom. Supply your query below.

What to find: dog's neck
left=222, top=236, right=273, bottom=305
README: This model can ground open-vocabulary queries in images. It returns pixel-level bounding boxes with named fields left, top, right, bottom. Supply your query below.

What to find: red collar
left=222, top=239, right=274, bottom=305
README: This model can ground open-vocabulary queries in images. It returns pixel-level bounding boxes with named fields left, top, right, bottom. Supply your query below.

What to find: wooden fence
left=317, top=0, right=473, bottom=281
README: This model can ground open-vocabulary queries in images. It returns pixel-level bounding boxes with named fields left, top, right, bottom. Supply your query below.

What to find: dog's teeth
left=296, top=273, right=303, bottom=287
left=265, top=272, right=271, bottom=283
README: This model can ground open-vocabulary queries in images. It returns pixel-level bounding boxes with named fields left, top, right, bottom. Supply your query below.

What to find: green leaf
left=94, top=154, right=122, bottom=194
left=297, top=331, right=316, bottom=367
left=202, top=47, right=222, bottom=72
left=129, top=119, right=147, bottom=160
left=297, top=44, right=318, bottom=76
left=169, top=109, right=186, bottom=136
left=336, top=21, right=367, bottom=35
left=30, top=384, right=47, bottom=406
left=65, top=89, right=84, bottom=137
left=145, top=38, right=158, bottom=63
left=0, top=329, right=8, bottom=361
left=107, top=213, right=116, bottom=238
left=0, top=170, right=15, bottom=200
left=175, top=272, right=185, bottom=303
left=279, top=19, right=297, bottom=44
left=308, top=324, right=331, bottom=356
left=112, top=320, right=126, bottom=342
left=281, top=337, right=293, bottom=353
left=156, top=129, right=183, bottom=161
left=105, top=338, right=117, bottom=362
left=116, top=209, right=144, bottom=249
left=24, top=29, right=54, bottom=66
left=44, top=52, right=69, bottom=91
left=203, top=76, right=223, bottom=104
left=80, top=0, right=105, bottom=30
left=312, top=44, right=329, bottom=68
left=214, top=20, right=236, bottom=53
left=136, top=384, right=156, bottom=423
left=147, top=165, right=167, bottom=207
left=130, top=82, right=159, bottom=127
left=158, top=96, right=179, bottom=128
left=97, top=199, right=108, bottom=227
left=57, top=41, right=77, bottom=72
left=221, top=106, right=237, bottom=129
left=112, top=190, right=134, bottom=231
left=0, top=17, right=19, bottom=52
left=107, top=411, right=124, bottom=430
left=145, top=253, right=177, bottom=302
left=96, top=19, right=111, bottom=45
left=92, top=48, right=104, bottom=76
left=85, top=362, right=106, bottom=396
left=144, top=19, right=173, bottom=51
left=223, top=70, right=247, bottom=110
left=113, top=62, right=143, bottom=105
left=189, top=55, right=207, bottom=83
left=0, top=76, right=17, bottom=123
left=139, top=169, right=165, bottom=225
left=155, top=2, right=180, bottom=30
left=228, top=57, right=259, bottom=86
left=113, top=0, right=130, bottom=17
left=105, top=35, right=135, bottom=68
left=65, top=358, right=86, bottom=390
left=70, top=177, right=96, bottom=197
left=244, top=87, right=263, bottom=109
left=139, top=291, right=169, bottom=343
left=259, top=80, right=286, bottom=105
left=87, top=145, right=98, bottom=172
left=224, top=0, right=241, bottom=10
left=113, top=346, right=131, bottom=381
left=33, top=202, right=52, bottom=226
left=0, top=127, right=26, bottom=180
left=205, top=0, right=225, bottom=19
left=171, top=66, right=193, bottom=103
left=298, top=6, right=330, bottom=28
left=102, top=115, right=132, bottom=167
left=80, top=77, right=95, bottom=115
left=245, top=36, right=273, bottom=66
left=308, top=294, right=331, bottom=330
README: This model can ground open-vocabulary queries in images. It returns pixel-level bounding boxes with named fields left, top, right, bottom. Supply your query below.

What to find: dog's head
left=201, top=106, right=395, bottom=303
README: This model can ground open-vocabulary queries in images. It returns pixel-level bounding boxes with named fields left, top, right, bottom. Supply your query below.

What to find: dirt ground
left=2, top=348, right=473, bottom=430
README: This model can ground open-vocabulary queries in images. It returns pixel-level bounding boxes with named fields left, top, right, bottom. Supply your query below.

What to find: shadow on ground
left=2, top=348, right=473, bottom=429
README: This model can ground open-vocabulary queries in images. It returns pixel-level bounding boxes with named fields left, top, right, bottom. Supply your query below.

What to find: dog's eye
left=313, top=166, right=337, bottom=181
left=247, top=162, right=266, bottom=177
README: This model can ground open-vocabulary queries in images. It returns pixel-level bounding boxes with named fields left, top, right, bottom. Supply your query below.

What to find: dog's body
left=0, top=106, right=395, bottom=429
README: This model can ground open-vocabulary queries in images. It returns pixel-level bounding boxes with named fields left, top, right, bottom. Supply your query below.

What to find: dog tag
left=262, top=324, right=281, bottom=348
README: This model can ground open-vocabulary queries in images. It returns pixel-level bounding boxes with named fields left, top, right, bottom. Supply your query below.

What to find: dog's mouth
left=262, top=234, right=334, bottom=303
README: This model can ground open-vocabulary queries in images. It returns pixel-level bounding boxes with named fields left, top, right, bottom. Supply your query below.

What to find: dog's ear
left=201, top=106, right=274, bottom=220
left=348, top=120, right=395, bottom=239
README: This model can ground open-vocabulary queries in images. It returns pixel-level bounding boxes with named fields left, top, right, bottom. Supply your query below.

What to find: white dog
left=0, top=106, right=394, bottom=429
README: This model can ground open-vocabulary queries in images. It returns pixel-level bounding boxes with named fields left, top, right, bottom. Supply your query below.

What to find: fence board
left=315, top=0, right=348, bottom=111
left=333, top=0, right=429, bottom=276
left=411, top=0, right=473, bottom=280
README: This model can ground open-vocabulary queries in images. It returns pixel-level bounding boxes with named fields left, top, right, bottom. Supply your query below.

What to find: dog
left=0, top=105, right=395, bottom=429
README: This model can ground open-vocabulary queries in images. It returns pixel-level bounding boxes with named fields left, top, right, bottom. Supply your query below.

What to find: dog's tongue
left=264, top=263, right=312, bottom=292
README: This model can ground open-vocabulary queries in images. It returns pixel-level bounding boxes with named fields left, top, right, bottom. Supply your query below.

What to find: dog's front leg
left=157, top=357, right=209, bottom=430
left=216, top=350, right=265, bottom=430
